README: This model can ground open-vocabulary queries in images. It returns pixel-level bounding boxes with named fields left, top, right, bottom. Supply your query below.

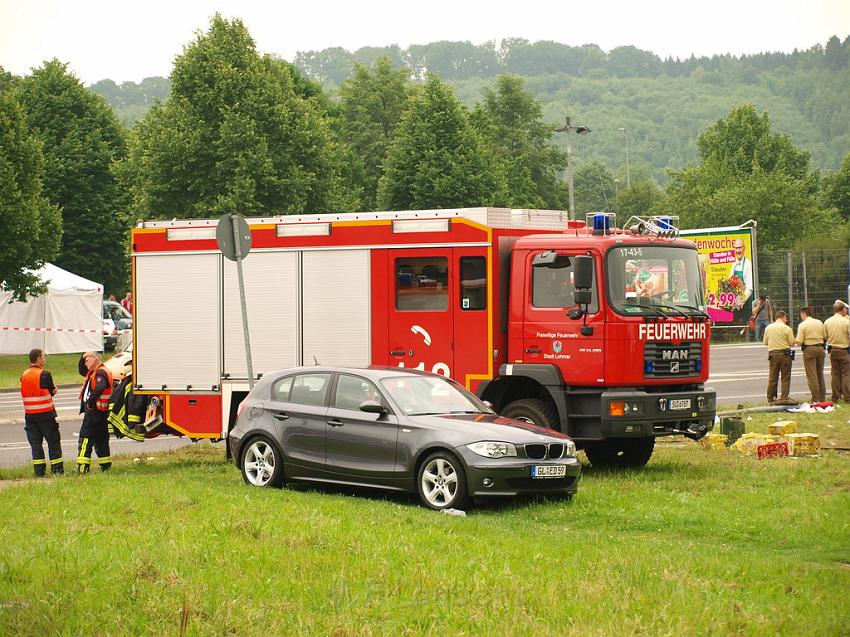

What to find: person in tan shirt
left=796, top=306, right=826, bottom=403
left=763, top=311, right=797, bottom=405
left=824, top=300, right=850, bottom=402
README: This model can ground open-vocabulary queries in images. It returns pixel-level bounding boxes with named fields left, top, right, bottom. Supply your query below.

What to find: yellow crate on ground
left=783, top=433, right=820, bottom=456
left=699, top=433, right=728, bottom=450
left=732, top=433, right=779, bottom=454
left=768, top=420, right=797, bottom=435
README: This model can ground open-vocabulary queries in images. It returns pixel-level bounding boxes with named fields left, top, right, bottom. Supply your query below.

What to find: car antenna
left=313, top=355, right=320, bottom=366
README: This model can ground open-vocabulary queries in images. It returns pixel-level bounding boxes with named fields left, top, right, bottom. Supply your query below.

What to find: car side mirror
left=359, top=400, right=387, bottom=415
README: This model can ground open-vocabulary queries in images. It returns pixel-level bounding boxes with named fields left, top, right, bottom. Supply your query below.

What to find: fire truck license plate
left=531, top=465, right=567, bottom=478
left=669, top=399, right=692, bottom=410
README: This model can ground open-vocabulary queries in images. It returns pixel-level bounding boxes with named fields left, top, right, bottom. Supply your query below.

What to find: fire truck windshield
left=606, top=246, right=705, bottom=316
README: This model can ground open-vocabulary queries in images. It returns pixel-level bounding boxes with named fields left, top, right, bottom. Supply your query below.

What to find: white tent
left=0, top=263, right=103, bottom=354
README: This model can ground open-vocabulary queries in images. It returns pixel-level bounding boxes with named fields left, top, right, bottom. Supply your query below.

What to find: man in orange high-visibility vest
left=20, top=348, right=64, bottom=476
left=77, top=352, right=113, bottom=473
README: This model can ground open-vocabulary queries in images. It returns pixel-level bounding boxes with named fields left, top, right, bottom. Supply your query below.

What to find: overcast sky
left=2, top=0, right=849, bottom=85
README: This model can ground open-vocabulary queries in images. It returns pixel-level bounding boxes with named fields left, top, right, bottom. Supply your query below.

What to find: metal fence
left=720, top=249, right=850, bottom=342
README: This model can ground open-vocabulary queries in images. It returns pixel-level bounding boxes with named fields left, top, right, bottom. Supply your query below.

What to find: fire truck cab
left=131, top=208, right=715, bottom=468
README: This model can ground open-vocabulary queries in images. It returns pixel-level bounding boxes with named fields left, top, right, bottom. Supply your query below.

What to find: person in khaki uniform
left=763, top=311, right=796, bottom=405
left=796, top=306, right=826, bottom=403
left=824, top=300, right=850, bottom=402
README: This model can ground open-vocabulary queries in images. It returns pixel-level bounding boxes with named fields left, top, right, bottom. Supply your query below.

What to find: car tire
left=584, top=437, right=655, bottom=468
left=416, top=451, right=469, bottom=511
left=240, top=435, right=284, bottom=488
left=500, top=398, right=559, bottom=429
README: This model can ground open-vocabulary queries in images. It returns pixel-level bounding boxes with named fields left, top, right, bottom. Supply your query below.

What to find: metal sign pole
left=231, top=214, right=255, bottom=389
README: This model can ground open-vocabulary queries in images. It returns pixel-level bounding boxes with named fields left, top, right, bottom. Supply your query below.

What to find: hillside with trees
left=4, top=19, right=850, bottom=298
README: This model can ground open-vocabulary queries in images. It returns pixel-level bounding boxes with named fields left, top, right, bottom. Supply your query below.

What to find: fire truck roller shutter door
left=223, top=251, right=299, bottom=377
left=302, top=250, right=371, bottom=368
left=134, top=254, right=221, bottom=390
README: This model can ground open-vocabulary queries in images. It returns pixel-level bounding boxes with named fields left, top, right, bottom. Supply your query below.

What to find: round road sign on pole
left=216, top=213, right=252, bottom=261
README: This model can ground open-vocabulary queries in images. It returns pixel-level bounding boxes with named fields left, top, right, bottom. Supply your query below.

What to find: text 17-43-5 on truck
left=130, top=209, right=715, bottom=467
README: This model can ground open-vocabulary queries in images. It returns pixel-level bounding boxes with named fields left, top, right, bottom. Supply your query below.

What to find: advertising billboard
left=680, top=225, right=757, bottom=324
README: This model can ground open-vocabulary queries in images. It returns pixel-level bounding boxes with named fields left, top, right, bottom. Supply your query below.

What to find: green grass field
left=0, top=353, right=89, bottom=388
left=1, top=411, right=848, bottom=635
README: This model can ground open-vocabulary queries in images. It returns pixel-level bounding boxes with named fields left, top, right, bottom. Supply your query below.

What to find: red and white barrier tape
left=1, top=326, right=132, bottom=334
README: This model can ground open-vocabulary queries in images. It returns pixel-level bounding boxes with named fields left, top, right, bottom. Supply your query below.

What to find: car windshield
left=379, top=375, right=492, bottom=417
left=606, top=245, right=705, bottom=315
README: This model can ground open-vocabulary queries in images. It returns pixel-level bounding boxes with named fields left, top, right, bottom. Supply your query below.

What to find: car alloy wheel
left=417, top=452, right=468, bottom=510
left=241, top=436, right=283, bottom=488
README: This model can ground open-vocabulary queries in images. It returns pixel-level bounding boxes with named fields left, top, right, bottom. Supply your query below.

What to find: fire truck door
left=522, top=251, right=605, bottom=386
left=452, top=248, right=489, bottom=388
left=387, top=249, right=454, bottom=378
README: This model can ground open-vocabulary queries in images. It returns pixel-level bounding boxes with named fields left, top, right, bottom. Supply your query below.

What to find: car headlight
left=564, top=439, right=576, bottom=457
left=467, top=441, right=517, bottom=458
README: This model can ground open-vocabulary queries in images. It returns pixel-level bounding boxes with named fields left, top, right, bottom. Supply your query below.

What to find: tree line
left=293, top=36, right=850, bottom=86
left=2, top=16, right=849, bottom=302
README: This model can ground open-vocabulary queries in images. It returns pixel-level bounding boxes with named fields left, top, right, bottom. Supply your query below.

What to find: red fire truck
left=130, top=208, right=715, bottom=467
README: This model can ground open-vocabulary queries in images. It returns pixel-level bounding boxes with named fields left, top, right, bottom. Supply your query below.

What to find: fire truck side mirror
left=573, top=290, right=592, bottom=305
left=532, top=251, right=571, bottom=269
left=572, top=256, right=594, bottom=290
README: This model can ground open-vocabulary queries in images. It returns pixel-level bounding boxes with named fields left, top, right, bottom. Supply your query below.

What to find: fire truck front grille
left=523, top=444, right=564, bottom=460
left=644, top=341, right=703, bottom=378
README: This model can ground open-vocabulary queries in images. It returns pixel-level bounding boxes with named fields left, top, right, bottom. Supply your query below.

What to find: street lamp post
left=618, top=127, right=631, bottom=189
left=555, top=116, right=591, bottom=220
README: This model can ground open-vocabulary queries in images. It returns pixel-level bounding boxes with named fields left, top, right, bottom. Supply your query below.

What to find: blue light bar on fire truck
left=586, top=212, right=616, bottom=236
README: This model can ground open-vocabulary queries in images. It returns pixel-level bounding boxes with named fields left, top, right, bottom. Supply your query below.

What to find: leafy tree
left=121, top=15, right=358, bottom=221
left=0, top=76, right=62, bottom=299
left=696, top=104, right=811, bottom=179
left=573, top=160, right=614, bottom=214
left=377, top=76, right=503, bottom=210
left=471, top=75, right=566, bottom=208
left=617, top=179, right=662, bottom=217
left=822, top=151, right=850, bottom=220
left=663, top=106, right=832, bottom=251
left=17, top=60, right=128, bottom=295
left=339, top=58, right=413, bottom=210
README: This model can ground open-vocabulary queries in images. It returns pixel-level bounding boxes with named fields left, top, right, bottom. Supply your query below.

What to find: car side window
left=271, top=376, right=293, bottom=402
left=288, top=373, right=332, bottom=407
left=334, top=375, right=381, bottom=411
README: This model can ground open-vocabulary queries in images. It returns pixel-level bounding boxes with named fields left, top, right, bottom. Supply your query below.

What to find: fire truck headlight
left=467, top=441, right=517, bottom=458
left=609, top=401, right=625, bottom=417
left=697, top=396, right=710, bottom=411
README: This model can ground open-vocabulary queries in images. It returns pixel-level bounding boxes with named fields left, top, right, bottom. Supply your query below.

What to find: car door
left=324, top=373, right=400, bottom=485
left=268, top=372, right=331, bottom=477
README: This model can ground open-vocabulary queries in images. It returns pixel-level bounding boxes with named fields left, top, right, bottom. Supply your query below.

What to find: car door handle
left=525, top=347, right=541, bottom=354
left=272, top=413, right=290, bottom=421
left=390, top=349, right=405, bottom=356
left=327, top=419, right=344, bottom=427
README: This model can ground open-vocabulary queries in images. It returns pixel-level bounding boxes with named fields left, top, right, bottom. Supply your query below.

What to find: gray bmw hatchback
left=228, top=367, right=581, bottom=510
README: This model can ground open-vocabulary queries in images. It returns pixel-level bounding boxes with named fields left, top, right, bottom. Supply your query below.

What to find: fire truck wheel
left=501, top=399, right=559, bottom=429
left=417, top=451, right=469, bottom=511
left=240, top=435, right=285, bottom=488
left=584, top=437, right=655, bottom=468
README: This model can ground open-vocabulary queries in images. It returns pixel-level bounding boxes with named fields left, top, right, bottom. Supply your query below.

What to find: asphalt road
left=0, top=343, right=826, bottom=468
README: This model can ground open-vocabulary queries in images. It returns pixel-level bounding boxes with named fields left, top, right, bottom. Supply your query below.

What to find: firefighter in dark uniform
left=77, top=351, right=114, bottom=473
left=20, top=348, right=64, bottom=476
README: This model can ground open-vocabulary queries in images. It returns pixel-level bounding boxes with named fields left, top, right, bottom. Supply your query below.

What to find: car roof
left=261, top=366, right=440, bottom=382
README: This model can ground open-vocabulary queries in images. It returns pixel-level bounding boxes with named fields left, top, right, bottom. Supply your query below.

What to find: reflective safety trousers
left=108, top=374, right=148, bottom=441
